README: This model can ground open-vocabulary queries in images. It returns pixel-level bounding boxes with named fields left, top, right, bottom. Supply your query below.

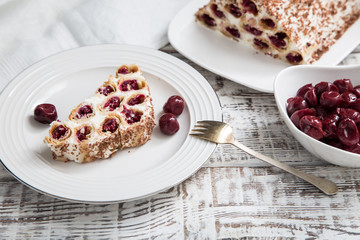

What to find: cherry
left=128, top=94, right=145, bottom=106
left=286, top=96, right=308, bottom=116
left=76, top=126, right=91, bottom=141
left=286, top=53, right=303, bottom=64
left=119, top=80, right=139, bottom=91
left=159, top=113, right=180, bottom=135
left=338, top=108, right=360, bottom=124
left=337, top=118, right=359, bottom=146
left=269, top=32, right=287, bottom=48
left=253, top=39, right=269, bottom=49
left=211, top=4, right=225, bottom=18
left=353, top=88, right=360, bottom=98
left=290, top=108, right=316, bottom=129
left=304, top=88, right=317, bottom=107
left=117, top=66, right=129, bottom=74
left=243, top=25, right=262, bottom=36
left=352, top=99, right=360, bottom=112
left=345, top=143, right=360, bottom=154
left=315, top=82, right=338, bottom=98
left=228, top=4, right=241, bottom=17
left=104, top=96, right=121, bottom=111
left=299, top=115, right=325, bottom=140
left=163, top=95, right=185, bottom=116
left=261, top=18, right=275, bottom=28
left=314, top=106, right=329, bottom=120
left=225, top=27, right=240, bottom=38
left=77, top=105, right=93, bottom=119
left=34, top=103, right=58, bottom=124
left=202, top=14, right=216, bottom=27
left=322, top=114, right=339, bottom=139
left=340, top=92, right=357, bottom=107
left=102, top=119, right=118, bottom=133
left=319, top=91, right=341, bottom=109
left=242, top=0, right=258, bottom=15
left=52, top=125, right=69, bottom=140
left=296, top=84, right=313, bottom=98
left=98, top=85, right=114, bottom=96
left=122, top=106, right=142, bottom=124
left=334, top=79, right=353, bottom=93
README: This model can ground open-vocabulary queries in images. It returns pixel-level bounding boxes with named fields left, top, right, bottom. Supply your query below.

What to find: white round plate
left=0, top=44, right=222, bottom=203
left=168, top=0, right=360, bottom=93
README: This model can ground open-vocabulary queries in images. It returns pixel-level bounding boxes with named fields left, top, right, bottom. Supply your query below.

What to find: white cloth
left=0, top=0, right=190, bottom=91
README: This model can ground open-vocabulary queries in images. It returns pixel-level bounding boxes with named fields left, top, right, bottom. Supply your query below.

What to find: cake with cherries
left=195, top=0, right=360, bottom=64
left=44, top=64, right=155, bottom=163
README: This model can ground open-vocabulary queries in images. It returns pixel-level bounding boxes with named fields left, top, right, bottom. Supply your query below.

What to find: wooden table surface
left=1, top=44, right=360, bottom=239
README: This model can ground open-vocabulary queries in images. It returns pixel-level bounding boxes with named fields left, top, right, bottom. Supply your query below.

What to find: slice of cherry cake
left=196, top=0, right=360, bottom=64
left=45, top=64, right=155, bottom=163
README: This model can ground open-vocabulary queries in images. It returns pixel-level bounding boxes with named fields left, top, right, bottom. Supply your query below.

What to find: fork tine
left=189, top=133, right=217, bottom=143
left=197, top=120, right=223, bottom=126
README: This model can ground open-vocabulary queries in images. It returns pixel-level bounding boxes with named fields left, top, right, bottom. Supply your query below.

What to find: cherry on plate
left=159, top=113, right=179, bottom=135
left=34, top=103, right=58, bottom=124
left=163, top=95, right=185, bottom=116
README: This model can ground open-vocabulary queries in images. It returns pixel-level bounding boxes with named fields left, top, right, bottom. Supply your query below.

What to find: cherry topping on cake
left=210, top=4, right=225, bottom=18
left=228, top=4, right=242, bottom=17
left=76, top=126, right=91, bottom=141
left=269, top=32, right=287, bottom=48
left=225, top=27, right=241, bottom=38
left=128, top=94, right=145, bottom=106
left=122, top=106, right=142, bottom=124
left=34, top=103, right=58, bottom=124
left=242, top=0, right=258, bottom=15
left=120, top=80, right=139, bottom=91
left=102, top=119, right=119, bottom=133
left=243, top=25, right=262, bottom=36
left=159, top=113, right=180, bottom=135
left=98, top=85, right=114, bottom=96
left=104, top=96, right=121, bottom=111
left=286, top=52, right=303, bottom=64
left=201, top=14, right=216, bottom=27
left=117, top=66, right=129, bottom=74
left=77, top=105, right=93, bottom=119
left=52, top=125, right=69, bottom=140
left=261, top=18, right=275, bottom=28
left=163, top=95, right=185, bottom=116
left=253, top=38, right=269, bottom=49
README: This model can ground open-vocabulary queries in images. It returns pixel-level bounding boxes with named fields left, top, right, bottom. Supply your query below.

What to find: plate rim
left=0, top=44, right=223, bottom=204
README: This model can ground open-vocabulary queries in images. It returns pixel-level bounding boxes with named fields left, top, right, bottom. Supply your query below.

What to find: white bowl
left=274, top=64, right=360, bottom=167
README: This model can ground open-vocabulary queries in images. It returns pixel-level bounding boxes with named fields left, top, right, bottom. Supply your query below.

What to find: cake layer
left=44, top=64, right=155, bottom=163
left=196, top=0, right=360, bottom=64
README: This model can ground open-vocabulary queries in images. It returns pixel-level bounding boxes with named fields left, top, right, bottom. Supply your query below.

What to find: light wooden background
left=1, top=44, right=360, bottom=239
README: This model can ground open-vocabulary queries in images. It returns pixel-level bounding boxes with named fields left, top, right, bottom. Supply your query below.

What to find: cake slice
left=44, top=64, right=155, bottom=163
left=195, top=0, right=360, bottom=64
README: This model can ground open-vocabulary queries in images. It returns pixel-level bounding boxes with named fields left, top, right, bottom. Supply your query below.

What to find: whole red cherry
left=34, top=103, right=58, bottom=124
left=159, top=113, right=179, bottom=135
left=163, top=95, right=185, bottom=116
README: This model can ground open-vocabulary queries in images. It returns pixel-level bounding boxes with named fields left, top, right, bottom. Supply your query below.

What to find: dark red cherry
left=228, top=4, right=242, bottom=17
left=269, top=32, right=287, bottom=48
left=225, top=27, right=240, bottom=38
left=286, top=53, right=303, bottom=64
left=211, top=4, right=225, bottom=18
left=314, top=106, right=329, bottom=120
left=315, top=82, right=339, bottom=98
left=319, top=91, right=341, bottom=109
left=76, top=126, right=91, bottom=141
left=339, top=108, right=360, bottom=124
left=102, top=119, right=118, bottom=133
left=261, top=18, right=275, bottom=28
left=299, top=115, right=325, bottom=140
left=253, top=38, right=269, bottom=49
left=77, top=105, right=93, bottom=119
left=119, top=80, right=139, bottom=91
left=344, top=143, right=360, bottom=154
left=242, top=0, right=258, bottom=15
left=334, top=79, right=353, bottom=93
left=98, top=85, right=114, bottom=96
left=337, top=118, right=359, bottom=146
left=122, top=106, right=142, bottom=124
left=128, top=94, right=145, bottom=106
left=117, top=66, right=129, bottom=74
left=286, top=96, right=308, bottom=116
left=34, top=103, right=58, bottom=124
left=163, top=95, right=185, bottom=116
left=52, top=125, right=69, bottom=140
left=340, top=92, right=357, bottom=107
left=202, top=14, right=216, bottom=27
left=104, top=96, right=121, bottom=111
left=296, top=84, right=313, bottom=98
left=353, top=88, right=360, bottom=98
left=290, top=108, right=316, bottom=129
left=304, top=88, right=317, bottom=107
left=159, top=113, right=180, bottom=135
left=243, top=25, right=262, bottom=36
left=352, top=99, right=360, bottom=112
left=322, top=114, right=339, bottom=139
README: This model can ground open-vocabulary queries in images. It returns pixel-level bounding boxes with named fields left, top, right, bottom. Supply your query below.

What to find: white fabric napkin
left=0, top=0, right=191, bottom=91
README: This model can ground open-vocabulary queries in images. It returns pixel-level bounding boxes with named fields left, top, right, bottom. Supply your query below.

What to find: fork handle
left=231, top=140, right=338, bottom=195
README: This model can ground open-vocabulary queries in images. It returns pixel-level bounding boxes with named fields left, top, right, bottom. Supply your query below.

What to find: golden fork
left=190, top=120, right=338, bottom=195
